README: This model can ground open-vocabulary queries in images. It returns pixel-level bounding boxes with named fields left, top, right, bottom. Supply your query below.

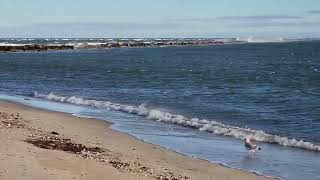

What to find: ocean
left=0, top=40, right=319, bottom=179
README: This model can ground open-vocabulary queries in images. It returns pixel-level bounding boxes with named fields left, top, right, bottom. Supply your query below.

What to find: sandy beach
left=0, top=100, right=272, bottom=180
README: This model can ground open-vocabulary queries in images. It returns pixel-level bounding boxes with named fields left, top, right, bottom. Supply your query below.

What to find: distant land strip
left=0, top=39, right=226, bottom=52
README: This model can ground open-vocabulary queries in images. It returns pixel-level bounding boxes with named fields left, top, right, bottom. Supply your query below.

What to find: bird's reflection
left=243, top=154, right=261, bottom=164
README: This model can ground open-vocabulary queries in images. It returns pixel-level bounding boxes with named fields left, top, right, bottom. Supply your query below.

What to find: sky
left=0, top=0, right=320, bottom=38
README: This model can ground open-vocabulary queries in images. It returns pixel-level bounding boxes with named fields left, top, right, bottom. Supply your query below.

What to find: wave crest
left=236, top=36, right=284, bottom=43
left=33, top=92, right=320, bottom=152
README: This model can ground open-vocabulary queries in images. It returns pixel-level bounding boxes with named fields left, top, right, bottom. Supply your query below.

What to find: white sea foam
left=87, top=42, right=107, bottom=46
left=236, top=36, right=285, bottom=43
left=62, top=42, right=107, bottom=49
left=0, top=42, right=30, bottom=46
left=33, top=92, right=320, bottom=152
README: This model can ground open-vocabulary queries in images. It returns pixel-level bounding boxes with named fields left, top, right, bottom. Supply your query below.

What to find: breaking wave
left=33, top=92, right=320, bottom=152
left=236, top=36, right=285, bottom=43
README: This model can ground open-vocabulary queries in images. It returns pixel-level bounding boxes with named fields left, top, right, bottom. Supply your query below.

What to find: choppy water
left=0, top=40, right=320, bottom=179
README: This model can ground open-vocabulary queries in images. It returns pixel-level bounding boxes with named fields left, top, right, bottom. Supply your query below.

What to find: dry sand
left=0, top=100, right=273, bottom=180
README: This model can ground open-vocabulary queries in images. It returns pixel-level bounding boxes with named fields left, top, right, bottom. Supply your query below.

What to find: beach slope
left=0, top=100, right=272, bottom=180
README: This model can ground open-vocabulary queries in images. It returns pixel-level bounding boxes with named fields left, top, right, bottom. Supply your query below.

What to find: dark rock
left=0, top=44, right=74, bottom=52
left=51, top=131, right=59, bottom=135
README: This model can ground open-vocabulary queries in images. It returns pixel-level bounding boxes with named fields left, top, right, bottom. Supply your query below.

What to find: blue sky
left=0, top=0, right=320, bottom=38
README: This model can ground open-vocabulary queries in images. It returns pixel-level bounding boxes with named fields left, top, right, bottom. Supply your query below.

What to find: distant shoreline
left=1, top=38, right=317, bottom=52
left=0, top=38, right=226, bottom=52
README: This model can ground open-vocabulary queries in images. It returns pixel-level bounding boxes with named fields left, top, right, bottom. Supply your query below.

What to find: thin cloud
left=307, top=10, right=320, bottom=14
left=180, top=15, right=303, bottom=22
left=216, top=15, right=303, bottom=20
left=235, top=21, right=320, bottom=28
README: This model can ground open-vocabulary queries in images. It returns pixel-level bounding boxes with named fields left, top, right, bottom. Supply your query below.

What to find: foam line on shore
left=33, top=92, right=320, bottom=152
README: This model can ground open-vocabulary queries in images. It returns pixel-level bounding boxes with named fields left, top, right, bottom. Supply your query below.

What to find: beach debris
left=108, top=160, right=154, bottom=175
left=155, top=175, right=179, bottom=180
left=0, top=110, right=186, bottom=180
left=155, top=175, right=188, bottom=180
left=108, top=159, right=185, bottom=180
left=50, top=131, right=59, bottom=135
left=0, top=112, right=25, bottom=129
left=25, top=135, right=104, bottom=158
left=109, top=160, right=131, bottom=170
left=154, top=171, right=189, bottom=180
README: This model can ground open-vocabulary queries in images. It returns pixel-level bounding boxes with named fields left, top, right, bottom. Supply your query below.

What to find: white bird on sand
left=244, top=138, right=261, bottom=154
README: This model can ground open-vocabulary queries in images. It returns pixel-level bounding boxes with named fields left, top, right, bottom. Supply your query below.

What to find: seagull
left=244, top=138, right=261, bottom=154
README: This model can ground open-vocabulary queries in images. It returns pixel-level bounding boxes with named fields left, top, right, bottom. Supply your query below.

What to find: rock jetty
left=0, top=44, right=74, bottom=52
left=0, top=38, right=226, bottom=52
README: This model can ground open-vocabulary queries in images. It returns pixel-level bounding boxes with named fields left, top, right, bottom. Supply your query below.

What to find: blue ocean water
left=0, top=40, right=320, bottom=179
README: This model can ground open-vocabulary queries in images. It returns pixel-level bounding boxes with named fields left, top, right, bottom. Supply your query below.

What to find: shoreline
left=0, top=38, right=225, bottom=52
left=0, top=99, right=274, bottom=180
left=0, top=39, right=315, bottom=53
left=0, top=38, right=319, bottom=53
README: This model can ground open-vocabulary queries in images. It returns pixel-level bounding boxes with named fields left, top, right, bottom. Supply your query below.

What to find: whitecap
left=33, top=92, right=320, bottom=152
